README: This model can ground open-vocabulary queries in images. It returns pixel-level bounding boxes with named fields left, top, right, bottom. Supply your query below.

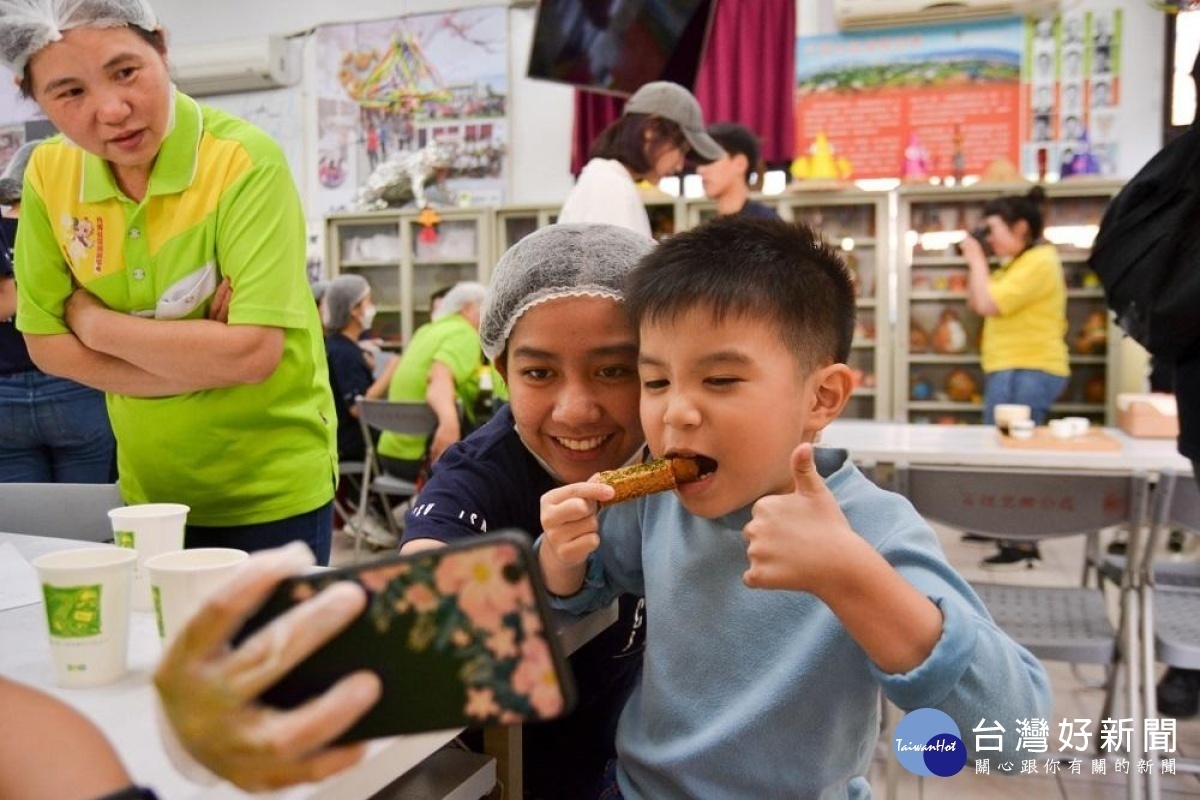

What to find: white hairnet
left=324, top=274, right=370, bottom=331
left=310, top=279, right=330, bottom=304
left=479, top=223, right=654, bottom=361
left=433, top=281, right=487, bottom=321
left=0, top=0, right=158, bottom=77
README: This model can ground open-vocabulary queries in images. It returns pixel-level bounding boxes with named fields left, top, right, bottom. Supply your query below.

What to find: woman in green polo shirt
left=1, top=0, right=338, bottom=561
left=378, top=281, right=487, bottom=481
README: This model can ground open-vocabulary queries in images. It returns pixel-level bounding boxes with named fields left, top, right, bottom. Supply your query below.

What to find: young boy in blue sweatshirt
left=538, top=216, right=1052, bottom=798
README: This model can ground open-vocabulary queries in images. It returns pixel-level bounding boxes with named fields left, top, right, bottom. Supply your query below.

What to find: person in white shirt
left=558, top=81, right=724, bottom=238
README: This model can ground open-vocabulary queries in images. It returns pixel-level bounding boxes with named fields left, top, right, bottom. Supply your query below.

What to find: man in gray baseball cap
left=624, top=80, right=725, bottom=162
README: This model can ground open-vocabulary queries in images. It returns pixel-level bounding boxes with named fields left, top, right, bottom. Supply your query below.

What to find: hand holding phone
left=232, top=532, right=577, bottom=744
left=154, top=542, right=381, bottom=791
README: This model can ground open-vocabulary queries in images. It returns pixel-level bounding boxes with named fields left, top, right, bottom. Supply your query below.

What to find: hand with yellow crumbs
left=154, top=542, right=382, bottom=791
left=538, top=480, right=615, bottom=596
left=743, top=443, right=863, bottom=594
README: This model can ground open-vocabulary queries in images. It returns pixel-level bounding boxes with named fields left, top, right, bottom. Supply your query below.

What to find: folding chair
left=0, top=482, right=123, bottom=542
left=353, top=399, right=439, bottom=560
left=895, top=464, right=1151, bottom=794
left=332, top=457, right=366, bottom=533
left=1138, top=469, right=1200, bottom=798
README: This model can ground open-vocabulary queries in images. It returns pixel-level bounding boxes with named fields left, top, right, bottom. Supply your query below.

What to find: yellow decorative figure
left=790, top=131, right=852, bottom=187
left=417, top=205, right=442, bottom=244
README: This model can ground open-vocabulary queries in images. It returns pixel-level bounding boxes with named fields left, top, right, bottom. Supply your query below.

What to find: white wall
left=150, top=0, right=1169, bottom=204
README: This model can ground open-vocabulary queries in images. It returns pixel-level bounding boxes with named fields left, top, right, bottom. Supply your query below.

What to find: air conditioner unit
left=169, top=35, right=298, bottom=97
left=833, top=0, right=1059, bottom=31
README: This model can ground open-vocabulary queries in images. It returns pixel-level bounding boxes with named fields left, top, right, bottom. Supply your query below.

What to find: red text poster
left=795, top=19, right=1024, bottom=182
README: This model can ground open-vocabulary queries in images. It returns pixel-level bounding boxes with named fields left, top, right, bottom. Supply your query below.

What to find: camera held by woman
left=957, top=224, right=993, bottom=258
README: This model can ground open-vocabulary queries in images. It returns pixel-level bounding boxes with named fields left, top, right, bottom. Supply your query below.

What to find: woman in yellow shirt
left=962, top=186, right=1069, bottom=568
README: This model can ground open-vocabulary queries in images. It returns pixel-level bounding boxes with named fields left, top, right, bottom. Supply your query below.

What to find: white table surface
left=0, top=533, right=616, bottom=800
left=822, top=420, right=1193, bottom=474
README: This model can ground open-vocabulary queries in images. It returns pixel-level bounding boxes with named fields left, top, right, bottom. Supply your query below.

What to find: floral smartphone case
left=233, top=531, right=577, bottom=743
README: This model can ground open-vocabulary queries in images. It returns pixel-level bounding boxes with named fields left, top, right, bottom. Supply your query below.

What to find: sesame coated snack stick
left=596, top=457, right=701, bottom=506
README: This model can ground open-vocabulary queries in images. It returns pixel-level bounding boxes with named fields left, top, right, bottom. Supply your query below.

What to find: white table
left=0, top=533, right=616, bottom=800
left=823, top=420, right=1193, bottom=474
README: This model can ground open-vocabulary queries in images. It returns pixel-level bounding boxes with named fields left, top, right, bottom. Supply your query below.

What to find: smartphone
left=233, top=531, right=577, bottom=743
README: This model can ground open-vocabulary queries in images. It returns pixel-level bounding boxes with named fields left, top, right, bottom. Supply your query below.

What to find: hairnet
left=310, top=279, right=330, bottom=304
left=433, top=280, right=487, bottom=321
left=324, top=274, right=370, bottom=331
left=0, top=0, right=159, bottom=77
left=0, top=138, right=40, bottom=203
left=479, top=223, right=654, bottom=361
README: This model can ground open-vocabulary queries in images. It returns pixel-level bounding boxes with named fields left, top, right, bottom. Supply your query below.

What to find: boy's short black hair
left=707, top=123, right=760, bottom=184
left=625, top=217, right=855, bottom=371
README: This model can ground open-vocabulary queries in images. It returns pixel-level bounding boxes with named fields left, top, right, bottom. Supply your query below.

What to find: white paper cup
left=994, top=404, right=1032, bottom=434
left=1009, top=419, right=1035, bottom=440
left=1063, top=416, right=1091, bottom=437
left=108, top=503, right=189, bottom=612
left=146, top=548, right=249, bottom=643
left=33, top=547, right=137, bottom=688
left=1048, top=419, right=1074, bottom=439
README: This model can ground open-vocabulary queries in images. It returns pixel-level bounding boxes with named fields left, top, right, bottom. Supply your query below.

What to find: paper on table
left=0, top=542, right=44, bottom=611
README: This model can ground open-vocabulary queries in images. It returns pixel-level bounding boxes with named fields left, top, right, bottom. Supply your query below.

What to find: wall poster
left=795, top=19, right=1024, bottom=183
left=1024, top=10, right=1122, bottom=179
left=314, top=7, right=509, bottom=215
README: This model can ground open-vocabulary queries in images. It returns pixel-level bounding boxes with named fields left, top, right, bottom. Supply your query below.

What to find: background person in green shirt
left=378, top=281, right=487, bottom=481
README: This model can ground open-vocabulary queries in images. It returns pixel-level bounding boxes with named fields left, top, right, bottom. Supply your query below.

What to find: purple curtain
left=570, top=0, right=796, bottom=174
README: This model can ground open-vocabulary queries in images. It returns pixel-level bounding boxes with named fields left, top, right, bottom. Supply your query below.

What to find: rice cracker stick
left=595, top=457, right=701, bottom=506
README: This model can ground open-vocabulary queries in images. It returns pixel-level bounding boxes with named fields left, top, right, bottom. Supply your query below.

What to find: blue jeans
left=185, top=501, right=333, bottom=566
left=983, top=369, right=1069, bottom=425
left=0, top=371, right=115, bottom=483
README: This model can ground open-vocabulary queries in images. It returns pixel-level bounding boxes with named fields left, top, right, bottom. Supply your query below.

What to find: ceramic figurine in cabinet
left=932, top=308, right=969, bottom=354
left=910, top=374, right=934, bottom=401
left=1074, top=310, right=1108, bottom=354
left=909, top=320, right=931, bottom=353
left=945, top=368, right=979, bottom=403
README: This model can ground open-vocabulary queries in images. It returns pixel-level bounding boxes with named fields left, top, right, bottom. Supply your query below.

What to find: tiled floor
left=331, top=525, right=1200, bottom=798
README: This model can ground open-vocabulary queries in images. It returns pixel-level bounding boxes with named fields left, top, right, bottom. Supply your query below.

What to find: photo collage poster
left=1024, top=9, right=1122, bottom=179
left=313, top=7, right=509, bottom=216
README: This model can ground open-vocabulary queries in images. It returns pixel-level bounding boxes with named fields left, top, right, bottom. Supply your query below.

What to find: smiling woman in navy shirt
left=401, top=223, right=654, bottom=799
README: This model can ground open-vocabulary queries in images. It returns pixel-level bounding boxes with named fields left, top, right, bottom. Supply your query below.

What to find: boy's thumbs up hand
left=742, top=443, right=855, bottom=593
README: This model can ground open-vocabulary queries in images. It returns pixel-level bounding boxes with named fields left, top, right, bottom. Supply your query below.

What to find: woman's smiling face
left=498, top=295, right=644, bottom=485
